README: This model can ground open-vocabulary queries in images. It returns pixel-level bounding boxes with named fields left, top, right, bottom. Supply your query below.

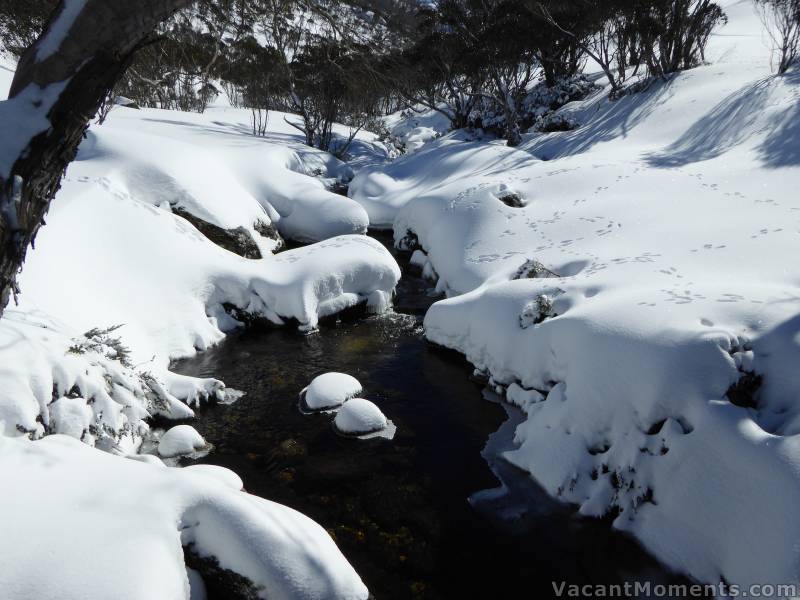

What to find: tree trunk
left=0, top=0, right=191, bottom=317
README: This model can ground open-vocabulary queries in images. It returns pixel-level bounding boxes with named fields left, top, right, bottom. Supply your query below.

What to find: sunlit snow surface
left=2, top=0, right=800, bottom=595
left=0, top=53, right=395, bottom=599
left=301, top=372, right=363, bottom=411
left=0, top=434, right=368, bottom=600
left=349, top=1, right=800, bottom=592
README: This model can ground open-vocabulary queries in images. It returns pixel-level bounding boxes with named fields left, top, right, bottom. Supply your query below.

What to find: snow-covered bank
left=350, top=0, right=800, bottom=590
left=1, top=197, right=398, bottom=440
left=0, top=99, right=400, bottom=442
left=0, top=434, right=368, bottom=600
left=0, top=61, right=399, bottom=596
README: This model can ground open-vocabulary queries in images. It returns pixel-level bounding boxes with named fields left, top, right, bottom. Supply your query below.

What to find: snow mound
left=302, top=372, right=362, bottom=411
left=48, top=396, right=93, bottom=440
left=382, top=106, right=450, bottom=154
left=0, top=435, right=368, bottom=600
left=158, top=425, right=208, bottom=458
left=183, top=464, right=244, bottom=491
left=100, top=106, right=374, bottom=244
left=333, top=398, right=388, bottom=435
left=253, top=235, right=400, bottom=331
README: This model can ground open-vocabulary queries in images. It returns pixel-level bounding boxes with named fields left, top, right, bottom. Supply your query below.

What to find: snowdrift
left=0, top=434, right=368, bottom=600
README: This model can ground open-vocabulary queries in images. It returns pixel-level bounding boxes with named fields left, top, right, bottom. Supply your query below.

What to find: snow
left=333, top=398, right=388, bottom=435
left=302, top=372, right=362, bottom=411
left=187, top=568, right=207, bottom=600
left=0, top=79, right=67, bottom=179
left=0, top=65, right=399, bottom=596
left=0, top=107, right=400, bottom=442
left=2, top=0, right=800, bottom=594
left=0, top=434, right=368, bottom=600
left=75, top=106, right=375, bottom=245
left=158, top=425, right=208, bottom=458
left=183, top=464, right=244, bottom=491
left=382, top=106, right=450, bottom=153
left=0, top=309, right=195, bottom=446
left=348, top=0, right=800, bottom=591
left=34, top=0, right=87, bottom=62
left=5, top=106, right=400, bottom=410
left=0, top=56, right=14, bottom=99
left=48, top=396, right=94, bottom=440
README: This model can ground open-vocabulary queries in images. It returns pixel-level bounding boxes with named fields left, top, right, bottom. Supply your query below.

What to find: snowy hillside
left=350, top=0, right=800, bottom=591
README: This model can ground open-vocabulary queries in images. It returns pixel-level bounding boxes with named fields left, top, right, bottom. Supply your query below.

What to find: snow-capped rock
left=333, top=398, right=388, bottom=435
left=158, top=425, right=208, bottom=458
left=302, top=372, right=362, bottom=411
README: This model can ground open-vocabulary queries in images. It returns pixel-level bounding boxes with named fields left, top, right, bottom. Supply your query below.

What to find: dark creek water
left=173, top=232, right=695, bottom=600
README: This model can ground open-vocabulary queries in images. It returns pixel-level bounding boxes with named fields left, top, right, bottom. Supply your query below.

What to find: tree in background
left=221, top=35, right=286, bottom=135
left=534, top=0, right=726, bottom=97
left=0, top=0, right=56, bottom=55
left=756, top=0, right=800, bottom=74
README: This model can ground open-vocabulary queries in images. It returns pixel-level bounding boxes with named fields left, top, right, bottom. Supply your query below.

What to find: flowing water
left=173, top=232, right=695, bottom=599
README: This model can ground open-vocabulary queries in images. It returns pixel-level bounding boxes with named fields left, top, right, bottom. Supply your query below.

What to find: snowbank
left=98, top=106, right=373, bottom=244
left=382, top=106, right=450, bottom=154
left=1, top=193, right=399, bottom=439
left=0, top=434, right=368, bottom=600
left=0, top=51, right=397, bottom=599
left=184, top=464, right=244, bottom=491
left=352, top=1, right=800, bottom=590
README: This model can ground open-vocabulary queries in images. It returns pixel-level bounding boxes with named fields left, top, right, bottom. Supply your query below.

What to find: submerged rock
left=302, top=372, right=362, bottom=411
left=334, top=398, right=388, bottom=435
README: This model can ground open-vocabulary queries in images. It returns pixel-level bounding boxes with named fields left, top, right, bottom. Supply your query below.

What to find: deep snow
left=0, top=54, right=395, bottom=598
left=2, top=0, right=800, bottom=595
left=0, top=434, right=368, bottom=600
left=0, top=99, right=402, bottom=440
left=349, top=0, right=800, bottom=591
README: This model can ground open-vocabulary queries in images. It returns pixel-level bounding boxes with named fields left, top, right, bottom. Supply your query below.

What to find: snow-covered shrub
left=465, top=76, right=598, bottom=140
left=519, top=294, right=556, bottom=328
left=513, top=259, right=559, bottom=280
left=0, top=312, right=230, bottom=451
left=538, top=114, right=579, bottom=133
left=68, top=324, right=132, bottom=367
